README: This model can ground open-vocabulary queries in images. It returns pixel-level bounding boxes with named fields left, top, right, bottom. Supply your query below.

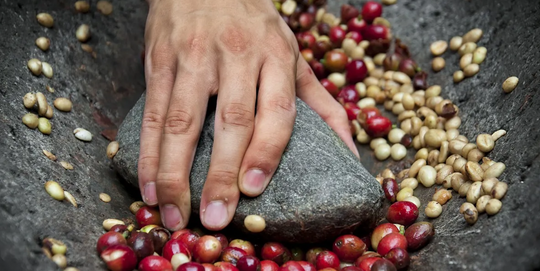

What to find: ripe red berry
left=345, top=31, right=363, bottom=44
left=320, top=79, right=339, bottom=97
left=370, top=223, right=400, bottom=251
left=229, top=239, right=255, bottom=257
left=332, top=235, right=366, bottom=262
left=213, top=233, right=229, bottom=252
left=376, top=233, right=407, bottom=256
left=139, top=255, right=174, bottom=271
left=215, top=262, right=239, bottom=271
left=97, top=232, right=127, bottom=254
left=298, top=13, right=315, bottom=31
left=329, top=26, right=347, bottom=47
left=361, top=1, right=383, bottom=23
left=193, top=235, right=223, bottom=263
left=136, top=206, right=162, bottom=228
left=341, top=266, right=362, bottom=271
left=312, top=40, right=333, bottom=60
left=362, top=25, right=389, bottom=41
left=404, top=222, right=435, bottom=251
left=261, top=242, right=291, bottom=266
left=309, top=60, right=326, bottom=80
left=355, top=256, right=380, bottom=271
left=280, top=261, right=305, bottom=271
left=237, top=256, right=261, bottom=271
left=384, top=248, right=410, bottom=270
left=382, top=178, right=399, bottom=202
left=386, top=201, right=419, bottom=226
left=100, top=244, right=138, bottom=271
left=221, top=247, right=248, bottom=265
left=127, top=231, right=155, bottom=261
left=163, top=239, right=191, bottom=262
left=343, top=103, right=361, bottom=121
left=297, top=261, right=315, bottom=271
left=356, top=107, right=381, bottom=126
left=362, top=115, right=392, bottom=138
left=173, top=230, right=200, bottom=253
left=324, top=50, right=349, bottom=73
left=260, top=260, right=279, bottom=271
left=317, top=23, right=331, bottom=36
left=340, top=4, right=360, bottom=24
left=178, top=262, right=206, bottom=271
left=347, top=18, right=367, bottom=34
left=301, top=49, right=314, bottom=63
left=345, top=60, right=368, bottom=84
left=296, top=32, right=317, bottom=50
left=337, top=85, right=360, bottom=104
left=370, top=258, right=396, bottom=271
left=203, top=263, right=217, bottom=271
left=315, top=251, right=340, bottom=270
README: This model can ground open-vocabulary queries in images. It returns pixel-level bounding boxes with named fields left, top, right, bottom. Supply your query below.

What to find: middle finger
left=156, top=65, right=212, bottom=231
left=199, top=55, right=259, bottom=230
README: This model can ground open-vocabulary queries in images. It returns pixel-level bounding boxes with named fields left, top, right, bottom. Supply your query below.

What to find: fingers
left=199, top=56, right=259, bottom=230
left=295, top=57, right=360, bottom=157
left=237, top=57, right=297, bottom=198
left=156, top=67, right=210, bottom=231
left=138, top=45, right=177, bottom=206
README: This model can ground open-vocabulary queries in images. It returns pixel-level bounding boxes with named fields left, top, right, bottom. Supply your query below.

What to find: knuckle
left=156, top=172, right=189, bottom=192
left=296, top=69, right=314, bottom=90
left=142, top=110, right=164, bottom=131
left=137, top=154, right=159, bottom=183
left=182, top=33, right=209, bottom=59
left=258, top=141, right=283, bottom=160
left=138, top=154, right=159, bottom=170
left=268, top=37, right=296, bottom=62
left=265, top=95, right=296, bottom=116
left=220, top=103, right=254, bottom=128
left=163, top=109, right=195, bottom=135
left=246, top=141, right=283, bottom=172
left=207, top=168, right=239, bottom=188
left=218, top=27, right=250, bottom=55
left=335, top=107, right=349, bottom=122
left=148, top=45, right=176, bottom=74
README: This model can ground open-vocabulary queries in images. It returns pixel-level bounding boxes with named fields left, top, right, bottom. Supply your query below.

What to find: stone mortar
left=0, top=0, right=539, bottom=270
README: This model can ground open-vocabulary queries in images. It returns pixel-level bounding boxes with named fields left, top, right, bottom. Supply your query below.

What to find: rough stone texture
left=0, top=0, right=540, bottom=270
left=0, top=1, right=147, bottom=270
left=328, top=0, right=540, bottom=270
left=113, top=94, right=385, bottom=243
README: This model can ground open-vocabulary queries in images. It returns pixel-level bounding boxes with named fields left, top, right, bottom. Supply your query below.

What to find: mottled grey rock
left=113, top=94, right=385, bottom=243
left=3, top=0, right=540, bottom=270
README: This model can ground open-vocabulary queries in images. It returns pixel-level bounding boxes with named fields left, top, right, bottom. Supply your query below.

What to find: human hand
left=138, top=0, right=359, bottom=232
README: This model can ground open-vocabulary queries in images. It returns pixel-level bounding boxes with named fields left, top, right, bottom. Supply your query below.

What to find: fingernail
left=242, top=169, right=266, bottom=195
left=143, top=182, right=157, bottom=205
left=162, top=204, right=183, bottom=230
left=203, top=200, right=228, bottom=229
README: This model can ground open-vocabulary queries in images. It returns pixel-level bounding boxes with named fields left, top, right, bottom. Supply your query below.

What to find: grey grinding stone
left=113, top=94, right=385, bottom=243
left=2, top=0, right=540, bottom=270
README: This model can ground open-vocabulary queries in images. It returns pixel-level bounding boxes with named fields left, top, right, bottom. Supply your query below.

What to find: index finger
left=138, top=46, right=176, bottom=206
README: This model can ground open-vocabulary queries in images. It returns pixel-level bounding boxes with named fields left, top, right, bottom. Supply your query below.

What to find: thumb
left=295, top=57, right=360, bottom=158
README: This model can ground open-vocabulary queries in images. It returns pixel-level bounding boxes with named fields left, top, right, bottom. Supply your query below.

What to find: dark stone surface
left=113, top=94, right=384, bottom=243
left=0, top=1, right=147, bottom=270
left=0, top=0, right=539, bottom=270
left=328, top=0, right=540, bottom=270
